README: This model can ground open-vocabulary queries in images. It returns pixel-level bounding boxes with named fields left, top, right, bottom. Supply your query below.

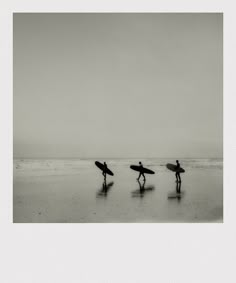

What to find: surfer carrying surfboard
left=175, top=160, right=181, bottom=183
left=95, top=161, right=114, bottom=180
left=130, top=162, right=155, bottom=180
left=137, top=161, right=146, bottom=181
left=166, top=161, right=185, bottom=182
left=102, top=162, right=108, bottom=180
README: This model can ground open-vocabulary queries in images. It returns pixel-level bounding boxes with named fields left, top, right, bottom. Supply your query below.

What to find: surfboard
left=166, top=163, right=185, bottom=173
left=130, top=165, right=155, bottom=174
left=95, top=161, right=114, bottom=176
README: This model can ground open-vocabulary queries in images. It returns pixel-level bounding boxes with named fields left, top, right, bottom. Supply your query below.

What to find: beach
left=13, top=158, right=223, bottom=223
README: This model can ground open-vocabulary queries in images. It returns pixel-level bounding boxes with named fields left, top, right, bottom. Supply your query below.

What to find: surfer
left=137, top=161, right=146, bottom=181
left=175, top=160, right=181, bottom=183
left=102, top=162, right=108, bottom=180
left=95, top=161, right=114, bottom=180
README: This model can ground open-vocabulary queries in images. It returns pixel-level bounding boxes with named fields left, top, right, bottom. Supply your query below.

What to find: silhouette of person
left=137, top=161, right=146, bottom=181
left=102, top=162, right=107, bottom=181
left=175, top=160, right=181, bottom=183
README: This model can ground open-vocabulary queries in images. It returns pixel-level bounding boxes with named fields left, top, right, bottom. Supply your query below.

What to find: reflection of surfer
left=168, top=182, right=183, bottom=201
left=137, top=161, right=146, bottom=181
left=175, top=160, right=181, bottom=183
left=102, top=162, right=107, bottom=180
left=97, top=180, right=114, bottom=198
left=138, top=179, right=145, bottom=193
left=136, top=180, right=145, bottom=197
left=132, top=180, right=155, bottom=198
left=176, top=180, right=181, bottom=194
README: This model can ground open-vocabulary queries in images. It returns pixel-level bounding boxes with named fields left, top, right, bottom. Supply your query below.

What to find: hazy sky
left=13, top=13, right=223, bottom=158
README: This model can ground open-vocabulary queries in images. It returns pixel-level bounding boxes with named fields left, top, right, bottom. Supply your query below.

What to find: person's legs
left=176, top=182, right=179, bottom=193
left=137, top=172, right=141, bottom=180
left=178, top=181, right=181, bottom=193
left=137, top=173, right=139, bottom=180
left=178, top=173, right=181, bottom=183
left=175, top=172, right=178, bottom=182
left=103, top=172, right=106, bottom=181
left=142, top=173, right=146, bottom=181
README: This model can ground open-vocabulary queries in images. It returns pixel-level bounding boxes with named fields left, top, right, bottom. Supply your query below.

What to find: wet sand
left=13, top=159, right=223, bottom=223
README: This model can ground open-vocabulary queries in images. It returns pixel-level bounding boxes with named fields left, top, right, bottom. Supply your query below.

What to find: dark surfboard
left=130, top=165, right=155, bottom=174
left=95, top=161, right=114, bottom=176
left=166, top=163, right=185, bottom=173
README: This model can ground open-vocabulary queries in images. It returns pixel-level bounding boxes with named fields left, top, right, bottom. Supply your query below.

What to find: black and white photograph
left=13, top=13, right=223, bottom=223
left=2, top=0, right=236, bottom=281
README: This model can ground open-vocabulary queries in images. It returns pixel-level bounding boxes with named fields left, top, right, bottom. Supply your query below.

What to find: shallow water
left=13, top=159, right=223, bottom=223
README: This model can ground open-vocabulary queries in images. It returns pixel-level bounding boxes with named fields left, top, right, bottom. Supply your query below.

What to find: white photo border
left=1, top=1, right=234, bottom=283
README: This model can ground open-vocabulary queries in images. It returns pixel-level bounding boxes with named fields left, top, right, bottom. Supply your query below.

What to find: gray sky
left=13, top=13, right=223, bottom=158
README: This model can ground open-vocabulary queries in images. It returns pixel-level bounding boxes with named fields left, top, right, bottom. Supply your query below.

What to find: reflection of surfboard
left=95, top=161, right=114, bottom=176
left=168, top=193, right=182, bottom=199
left=168, top=191, right=184, bottom=199
left=166, top=163, right=185, bottom=173
left=130, top=165, right=155, bottom=174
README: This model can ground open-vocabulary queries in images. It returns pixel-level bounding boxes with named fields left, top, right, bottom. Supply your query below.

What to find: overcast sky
left=13, top=13, right=222, bottom=158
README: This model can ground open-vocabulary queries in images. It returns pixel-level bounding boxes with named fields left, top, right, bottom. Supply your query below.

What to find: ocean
left=13, top=158, right=223, bottom=223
